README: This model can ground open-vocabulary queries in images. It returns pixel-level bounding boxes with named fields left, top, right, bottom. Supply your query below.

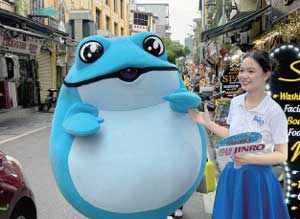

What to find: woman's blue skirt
left=212, top=162, right=290, bottom=219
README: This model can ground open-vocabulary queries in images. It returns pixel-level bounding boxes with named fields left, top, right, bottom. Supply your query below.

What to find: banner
left=0, top=32, right=43, bottom=55
left=35, top=7, right=59, bottom=16
left=270, top=44, right=300, bottom=218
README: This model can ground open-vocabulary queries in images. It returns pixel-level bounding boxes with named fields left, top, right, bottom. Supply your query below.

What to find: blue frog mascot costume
left=50, top=32, right=207, bottom=219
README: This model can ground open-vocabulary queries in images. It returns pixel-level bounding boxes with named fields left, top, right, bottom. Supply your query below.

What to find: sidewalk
left=0, top=107, right=53, bottom=144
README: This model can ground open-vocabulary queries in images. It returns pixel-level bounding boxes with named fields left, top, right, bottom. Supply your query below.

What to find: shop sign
left=271, top=0, right=300, bottom=22
left=220, top=64, right=242, bottom=98
left=204, top=40, right=220, bottom=65
left=35, top=7, right=59, bottom=16
left=0, top=33, right=42, bottom=55
left=269, top=44, right=300, bottom=218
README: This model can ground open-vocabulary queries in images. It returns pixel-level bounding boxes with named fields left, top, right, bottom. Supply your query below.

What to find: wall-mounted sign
left=0, top=32, right=43, bottom=55
left=35, top=7, right=59, bottom=16
left=220, top=64, right=242, bottom=98
left=270, top=44, right=300, bottom=218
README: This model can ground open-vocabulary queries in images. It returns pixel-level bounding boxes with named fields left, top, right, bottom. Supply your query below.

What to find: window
left=96, top=8, right=101, bottom=29
left=114, top=0, right=117, bottom=13
left=30, top=0, right=44, bottom=22
left=59, top=3, right=66, bottom=23
left=105, top=0, right=109, bottom=5
left=114, top=22, right=118, bottom=36
left=83, top=20, right=96, bottom=37
left=121, top=27, right=124, bottom=36
left=134, top=13, right=148, bottom=26
left=120, top=0, right=124, bottom=19
left=106, top=16, right=110, bottom=31
left=69, top=20, right=75, bottom=39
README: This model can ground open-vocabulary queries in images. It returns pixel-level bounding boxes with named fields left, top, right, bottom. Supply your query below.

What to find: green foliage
left=193, top=18, right=202, bottom=65
left=176, top=57, right=186, bottom=72
left=193, top=46, right=200, bottom=65
left=162, top=36, right=190, bottom=64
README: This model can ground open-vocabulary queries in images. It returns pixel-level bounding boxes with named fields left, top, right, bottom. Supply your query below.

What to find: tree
left=193, top=18, right=202, bottom=66
left=162, top=36, right=190, bottom=64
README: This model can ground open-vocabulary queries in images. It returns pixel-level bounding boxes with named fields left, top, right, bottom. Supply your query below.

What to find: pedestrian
left=192, top=73, right=201, bottom=93
left=188, top=50, right=290, bottom=219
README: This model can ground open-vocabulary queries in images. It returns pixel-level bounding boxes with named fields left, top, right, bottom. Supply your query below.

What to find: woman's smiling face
left=238, top=57, right=270, bottom=92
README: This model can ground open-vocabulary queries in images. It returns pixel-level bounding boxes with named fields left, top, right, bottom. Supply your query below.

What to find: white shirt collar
left=236, top=93, right=270, bottom=115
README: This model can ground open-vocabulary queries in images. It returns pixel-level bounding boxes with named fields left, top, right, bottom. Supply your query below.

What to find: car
left=0, top=150, right=36, bottom=219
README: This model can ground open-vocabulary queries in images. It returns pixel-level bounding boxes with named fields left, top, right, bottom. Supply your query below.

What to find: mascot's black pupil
left=119, top=68, right=139, bottom=81
left=80, top=42, right=103, bottom=63
left=143, top=37, right=164, bottom=57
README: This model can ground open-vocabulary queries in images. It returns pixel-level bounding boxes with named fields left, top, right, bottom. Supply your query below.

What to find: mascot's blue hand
left=163, top=90, right=201, bottom=113
left=62, top=103, right=104, bottom=136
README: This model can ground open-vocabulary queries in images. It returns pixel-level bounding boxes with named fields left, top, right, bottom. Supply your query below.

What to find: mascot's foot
left=172, top=208, right=183, bottom=218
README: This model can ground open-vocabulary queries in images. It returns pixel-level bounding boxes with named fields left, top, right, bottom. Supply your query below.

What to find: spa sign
left=270, top=44, right=300, bottom=218
left=220, top=64, right=243, bottom=98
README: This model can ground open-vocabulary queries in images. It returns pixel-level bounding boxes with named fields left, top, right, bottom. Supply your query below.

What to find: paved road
left=0, top=109, right=214, bottom=219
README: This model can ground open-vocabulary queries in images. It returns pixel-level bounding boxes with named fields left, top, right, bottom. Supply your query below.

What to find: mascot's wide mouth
left=63, top=66, right=178, bottom=87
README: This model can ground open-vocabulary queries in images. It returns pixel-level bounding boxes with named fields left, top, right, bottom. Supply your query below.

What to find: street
left=0, top=109, right=214, bottom=219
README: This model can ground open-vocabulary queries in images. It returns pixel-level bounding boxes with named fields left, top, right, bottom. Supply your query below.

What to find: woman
left=189, top=51, right=290, bottom=219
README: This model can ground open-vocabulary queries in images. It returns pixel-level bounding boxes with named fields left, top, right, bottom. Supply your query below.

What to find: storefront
left=0, top=8, right=69, bottom=110
left=254, top=8, right=300, bottom=50
left=200, top=5, right=272, bottom=95
left=0, top=28, right=43, bottom=109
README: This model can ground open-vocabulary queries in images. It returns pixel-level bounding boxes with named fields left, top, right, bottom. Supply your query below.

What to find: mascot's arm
left=163, top=88, right=201, bottom=113
left=62, top=103, right=104, bottom=136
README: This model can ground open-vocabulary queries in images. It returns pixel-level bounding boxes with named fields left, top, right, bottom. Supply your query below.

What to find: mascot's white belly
left=68, top=102, right=202, bottom=213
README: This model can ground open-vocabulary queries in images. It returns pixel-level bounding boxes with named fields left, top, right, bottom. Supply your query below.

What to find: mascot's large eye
left=79, top=41, right=103, bottom=63
left=143, top=36, right=165, bottom=57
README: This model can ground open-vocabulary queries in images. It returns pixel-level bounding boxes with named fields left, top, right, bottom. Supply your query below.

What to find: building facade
left=45, top=0, right=130, bottom=70
left=58, top=0, right=130, bottom=41
left=128, top=1, right=156, bottom=35
left=135, top=3, right=170, bottom=37
left=0, top=0, right=69, bottom=109
left=128, top=1, right=170, bottom=37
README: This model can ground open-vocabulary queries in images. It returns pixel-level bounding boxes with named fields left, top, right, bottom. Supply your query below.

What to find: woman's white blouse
left=227, top=93, right=288, bottom=153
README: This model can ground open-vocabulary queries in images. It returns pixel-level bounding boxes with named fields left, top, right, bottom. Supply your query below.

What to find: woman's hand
left=233, top=153, right=256, bottom=166
left=188, top=103, right=212, bottom=127
left=189, top=103, right=230, bottom=138
left=234, top=144, right=288, bottom=166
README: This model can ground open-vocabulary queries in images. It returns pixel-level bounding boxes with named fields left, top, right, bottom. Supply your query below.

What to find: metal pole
left=201, top=0, right=205, bottom=30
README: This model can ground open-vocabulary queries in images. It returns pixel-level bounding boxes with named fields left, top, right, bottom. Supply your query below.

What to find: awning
left=253, top=8, right=300, bottom=50
left=0, top=8, right=68, bottom=38
left=0, top=23, right=51, bottom=39
left=201, top=5, right=272, bottom=41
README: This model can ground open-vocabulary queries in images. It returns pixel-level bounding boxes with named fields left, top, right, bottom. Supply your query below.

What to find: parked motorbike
left=198, top=91, right=225, bottom=112
left=39, top=88, right=59, bottom=112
